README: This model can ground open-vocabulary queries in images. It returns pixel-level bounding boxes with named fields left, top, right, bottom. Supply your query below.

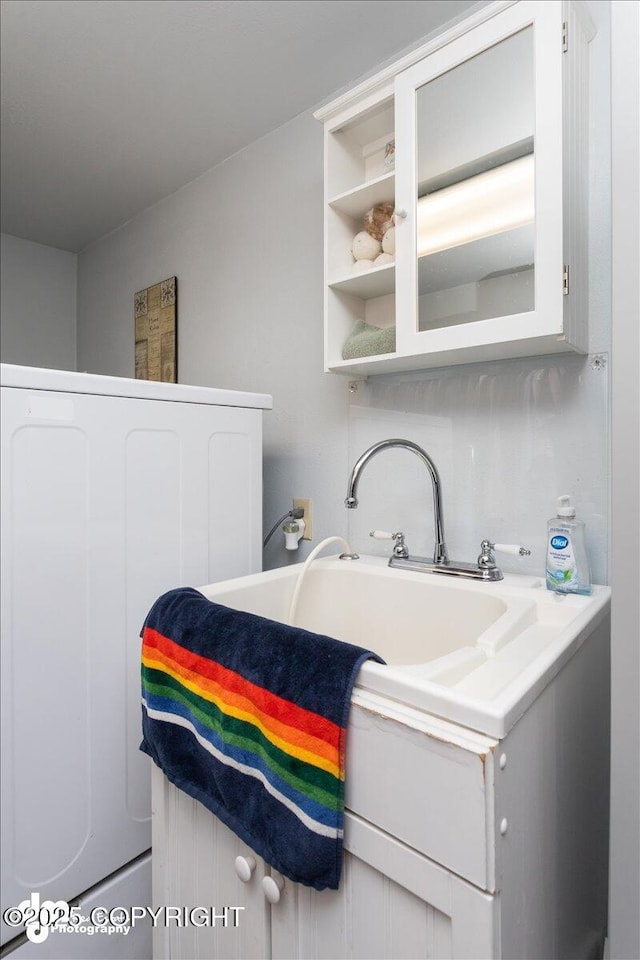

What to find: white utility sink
left=198, top=554, right=610, bottom=737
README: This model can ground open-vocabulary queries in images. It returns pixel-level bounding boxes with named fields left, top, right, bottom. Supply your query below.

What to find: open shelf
left=328, top=262, right=395, bottom=299
left=329, top=172, right=395, bottom=219
left=326, top=98, right=394, bottom=197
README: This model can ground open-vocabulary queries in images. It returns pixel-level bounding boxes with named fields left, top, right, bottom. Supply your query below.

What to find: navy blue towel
left=140, top=587, right=383, bottom=890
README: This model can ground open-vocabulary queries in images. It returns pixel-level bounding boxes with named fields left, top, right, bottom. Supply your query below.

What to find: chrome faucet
left=345, top=439, right=530, bottom=581
left=345, top=439, right=449, bottom=564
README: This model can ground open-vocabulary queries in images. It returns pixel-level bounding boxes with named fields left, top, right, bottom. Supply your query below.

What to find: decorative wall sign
left=134, top=276, right=177, bottom=382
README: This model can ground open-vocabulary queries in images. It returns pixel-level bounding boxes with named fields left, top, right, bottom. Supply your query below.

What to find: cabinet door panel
left=151, top=766, right=270, bottom=960
left=271, top=812, right=496, bottom=960
left=271, top=849, right=453, bottom=960
left=395, top=0, right=564, bottom=362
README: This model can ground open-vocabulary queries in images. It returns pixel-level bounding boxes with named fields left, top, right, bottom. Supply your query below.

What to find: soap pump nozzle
left=283, top=517, right=305, bottom=551
left=557, top=494, right=576, bottom=518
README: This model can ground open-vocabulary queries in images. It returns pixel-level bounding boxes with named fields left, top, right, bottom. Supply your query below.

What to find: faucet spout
left=345, top=439, right=449, bottom=564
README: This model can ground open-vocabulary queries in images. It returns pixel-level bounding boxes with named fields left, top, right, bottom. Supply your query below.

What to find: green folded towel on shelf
left=342, top=321, right=396, bottom=360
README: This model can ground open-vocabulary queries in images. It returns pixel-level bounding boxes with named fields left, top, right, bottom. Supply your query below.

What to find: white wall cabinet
left=315, top=0, right=594, bottom=376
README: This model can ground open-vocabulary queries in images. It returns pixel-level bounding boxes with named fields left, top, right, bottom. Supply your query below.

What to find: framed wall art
left=134, top=276, right=177, bottom=382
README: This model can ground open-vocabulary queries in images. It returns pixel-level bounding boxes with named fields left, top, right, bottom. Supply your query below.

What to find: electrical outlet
left=293, top=498, right=312, bottom=540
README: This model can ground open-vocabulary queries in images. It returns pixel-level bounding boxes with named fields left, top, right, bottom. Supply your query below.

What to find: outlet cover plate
left=293, top=498, right=312, bottom=540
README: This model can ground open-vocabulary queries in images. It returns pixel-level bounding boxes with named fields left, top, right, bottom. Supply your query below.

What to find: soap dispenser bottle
left=546, top=495, right=592, bottom=595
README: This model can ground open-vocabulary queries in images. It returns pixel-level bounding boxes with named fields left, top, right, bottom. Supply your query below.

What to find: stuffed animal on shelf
left=351, top=258, right=375, bottom=273
left=363, top=201, right=394, bottom=242
left=382, top=226, right=395, bottom=256
left=351, top=231, right=381, bottom=262
left=351, top=202, right=395, bottom=273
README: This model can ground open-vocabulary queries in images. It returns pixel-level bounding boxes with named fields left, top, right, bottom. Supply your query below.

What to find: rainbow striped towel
left=140, top=587, right=383, bottom=890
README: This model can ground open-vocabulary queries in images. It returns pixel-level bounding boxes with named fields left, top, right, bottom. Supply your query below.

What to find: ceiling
left=1, top=0, right=480, bottom=253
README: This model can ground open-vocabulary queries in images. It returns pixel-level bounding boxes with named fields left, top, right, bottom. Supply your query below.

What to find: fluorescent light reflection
left=417, top=154, right=535, bottom=258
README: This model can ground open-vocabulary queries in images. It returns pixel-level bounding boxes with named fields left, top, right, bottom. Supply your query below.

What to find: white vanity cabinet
left=315, top=0, right=594, bottom=376
left=151, top=609, right=609, bottom=960
left=151, top=706, right=499, bottom=960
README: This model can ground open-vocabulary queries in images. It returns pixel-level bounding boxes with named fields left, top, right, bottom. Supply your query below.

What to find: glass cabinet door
left=395, top=0, right=564, bottom=361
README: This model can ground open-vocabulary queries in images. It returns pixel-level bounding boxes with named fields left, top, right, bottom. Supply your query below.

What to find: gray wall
left=77, top=112, right=348, bottom=564
left=1, top=233, right=77, bottom=370
left=77, top=2, right=611, bottom=580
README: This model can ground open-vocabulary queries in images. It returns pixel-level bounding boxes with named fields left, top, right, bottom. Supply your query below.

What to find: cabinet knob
left=234, top=855, right=256, bottom=883
left=262, top=872, right=285, bottom=904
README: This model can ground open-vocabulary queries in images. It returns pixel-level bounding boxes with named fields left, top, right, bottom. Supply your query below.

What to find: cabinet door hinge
left=562, top=21, right=569, bottom=52
left=563, top=265, right=570, bottom=296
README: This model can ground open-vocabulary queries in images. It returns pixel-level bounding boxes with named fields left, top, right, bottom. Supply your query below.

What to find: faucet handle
left=478, top=539, right=531, bottom=569
left=370, top=530, right=409, bottom=558
left=493, top=543, right=531, bottom=558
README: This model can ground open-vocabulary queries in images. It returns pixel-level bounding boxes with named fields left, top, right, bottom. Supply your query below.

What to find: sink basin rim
left=198, top=554, right=611, bottom=738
